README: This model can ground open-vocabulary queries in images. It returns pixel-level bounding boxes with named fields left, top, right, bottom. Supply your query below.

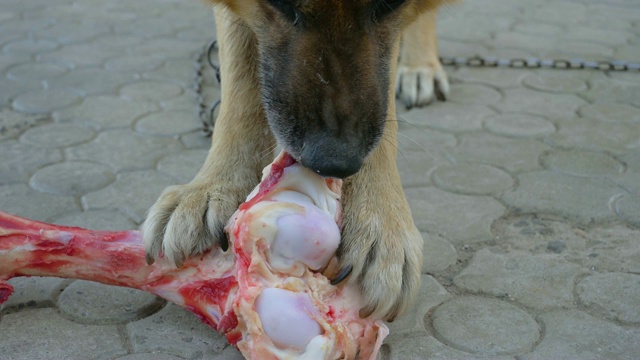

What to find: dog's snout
left=300, top=137, right=363, bottom=179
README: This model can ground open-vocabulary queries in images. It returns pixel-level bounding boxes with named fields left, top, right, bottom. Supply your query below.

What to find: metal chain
left=439, top=55, right=640, bottom=71
left=195, top=40, right=640, bottom=136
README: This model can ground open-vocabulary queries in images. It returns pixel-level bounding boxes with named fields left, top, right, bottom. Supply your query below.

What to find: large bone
left=0, top=152, right=387, bottom=359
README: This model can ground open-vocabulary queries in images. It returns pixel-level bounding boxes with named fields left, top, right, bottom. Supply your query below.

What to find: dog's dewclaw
left=0, top=151, right=387, bottom=360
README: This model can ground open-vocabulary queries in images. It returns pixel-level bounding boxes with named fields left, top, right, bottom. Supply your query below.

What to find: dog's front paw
left=396, top=63, right=450, bottom=108
left=142, top=181, right=240, bottom=267
left=336, top=197, right=423, bottom=321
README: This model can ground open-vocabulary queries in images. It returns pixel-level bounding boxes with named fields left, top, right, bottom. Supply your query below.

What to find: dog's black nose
left=300, top=141, right=363, bottom=179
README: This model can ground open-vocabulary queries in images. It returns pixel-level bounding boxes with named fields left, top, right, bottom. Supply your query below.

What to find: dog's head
left=215, top=0, right=431, bottom=178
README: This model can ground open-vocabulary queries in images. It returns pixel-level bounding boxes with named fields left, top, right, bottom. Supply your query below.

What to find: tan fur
left=144, top=0, right=449, bottom=321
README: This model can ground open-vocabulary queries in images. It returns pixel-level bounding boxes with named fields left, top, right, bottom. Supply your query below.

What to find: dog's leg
left=396, top=9, right=450, bottom=107
left=337, top=40, right=423, bottom=322
left=143, top=7, right=274, bottom=266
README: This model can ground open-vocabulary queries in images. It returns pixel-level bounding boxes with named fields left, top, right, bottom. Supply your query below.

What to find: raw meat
left=0, top=152, right=388, bottom=359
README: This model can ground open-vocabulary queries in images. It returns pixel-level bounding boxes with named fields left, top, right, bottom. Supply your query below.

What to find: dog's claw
left=329, top=265, right=353, bottom=285
left=145, top=253, right=155, bottom=266
left=359, top=306, right=374, bottom=319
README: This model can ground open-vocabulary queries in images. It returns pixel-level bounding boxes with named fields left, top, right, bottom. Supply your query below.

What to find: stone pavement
left=1, top=0, right=639, bottom=359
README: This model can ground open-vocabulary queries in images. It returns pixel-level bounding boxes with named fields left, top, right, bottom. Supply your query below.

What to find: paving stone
left=578, top=102, right=640, bottom=124
left=66, top=129, right=183, bottom=172
left=115, top=354, right=184, bottom=360
left=142, top=59, right=198, bottom=86
left=57, top=280, right=164, bottom=325
left=541, top=149, right=625, bottom=177
left=432, top=163, right=513, bottom=196
left=503, top=171, right=621, bottom=224
left=6, top=63, right=68, bottom=82
left=39, top=40, right=142, bottom=68
left=0, top=184, right=79, bottom=221
left=0, top=78, right=37, bottom=105
left=157, top=149, right=208, bottom=184
left=82, top=170, right=177, bottom=223
left=454, top=249, right=587, bottom=310
left=523, top=73, right=588, bottom=93
left=104, top=54, right=166, bottom=73
left=577, top=272, right=640, bottom=324
left=135, top=110, right=202, bottom=136
left=0, top=140, right=62, bottom=184
left=46, top=68, right=135, bottom=96
left=483, top=113, right=556, bottom=138
left=2, top=277, right=68, bottom=310
left=431, top=296, right=540, bottom=355
left=521, top=310, right=640, bottom=360
left=52, top=209, right=137, bottom=230
left=387, top=334, right=514, bottom=360
left=452, top=68, right=532, bottom=89
left=581, top=77, right=640, bottom=108
left=387, top=275, right=451, bottom=336
left=406, top=187, right=505, bottom=243
left=448, top=84, right=501, bottom=105
left=449, top=133, right=551, bottom=173
left=125, top=303, right=228, bottom=359
left=20, top=123, right=95, bottom=148
left=12, top=88, right=82, bottom=114
left=160, top=90, right=204, bottom=113
left=401, top=103, right=495, bottom=132
left=180, top=130, right=213, bottom=149
left=30, top=161, right=115, bottom=196
left=514, top=22, right=564, bottom=36
left=120, top=81, right=183, bottom=102
left=494, top=88, right=588, bottom=120
left=564, top=26, right=633, bottom=46
left=33, top=22, right=110, bottom=45
left=422, top=233, right=458, bottom=274
left=0, top=109, right=49, bottom=140
left=614, top=193, right=640, bottom=228
left=0, top=308, right=127, bottom=360
left=2, top=39, right=58, bottom=55
left=54, top=95, right=158, bottom=129
left=549, top=118, right=640, bottom=154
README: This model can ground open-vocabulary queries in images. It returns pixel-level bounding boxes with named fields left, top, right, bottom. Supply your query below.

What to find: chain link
left=195, top=40, right=640, bottom=136
left=439, top=55, right=640, bottom=72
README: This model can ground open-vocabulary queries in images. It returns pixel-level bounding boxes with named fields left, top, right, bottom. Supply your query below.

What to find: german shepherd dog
left=143, top=0, right=450, bottom=321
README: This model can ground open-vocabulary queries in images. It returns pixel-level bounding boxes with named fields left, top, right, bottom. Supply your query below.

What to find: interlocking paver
left=521, top=310, right=640, bottom=360
left=577, top=272, right=640, bottom=324
left=503, top=171, right=621, bottom=224
left=483, top=113, right=556, bottom=138
left=0, top=308, right=128, bottom=360
left=29, top=161, right=114, bottom=196
left=66, top=129, right=183, bottom=172
left=454, top=249, right=588, bottom=309
left=58, top=280, right=164, bottom=324
left=540, top=149, right=625, bottom=177
left=431, top=296, right=540, bottom=356
left=406, top=187, right=505, bottom=243
left=126, top=303, right=230, bottom=359
left=432, top=163, right=514, bottom=196
left=0, top=140, right=62, bottom=184
left=20, top=123, right=95, bottom=148
left=82, top=170, right=177, bottom=223
left=55, top=95, right=158, bottom=129
left=2, top=0, right=640, bottom=358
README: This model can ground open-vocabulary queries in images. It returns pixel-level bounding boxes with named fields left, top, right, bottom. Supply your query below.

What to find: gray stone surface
left=454, top=249, right=588, bottom=310
left=431, top=296, right=540, bottom=355
left=431, top=163, right=514, bottom=196
left=577, top=273, right=640, bottom=324
left=406, top=187, right=505, bottom=243
left=2, top=0, right=640, bottom=358
left=503, top=171, right=622, bottom=224
left=522, top=310, right=640, bottom=360
left=29, top=161, right=115, bottom=196
left=0, top=308, right=127, bottom=360
left=126, top=304, right=230, bottom=359
left=57, top=280, right=164, bottom=324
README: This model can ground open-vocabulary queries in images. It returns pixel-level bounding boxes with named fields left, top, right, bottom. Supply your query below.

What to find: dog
left=143, top=0, right=450, bottom=322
